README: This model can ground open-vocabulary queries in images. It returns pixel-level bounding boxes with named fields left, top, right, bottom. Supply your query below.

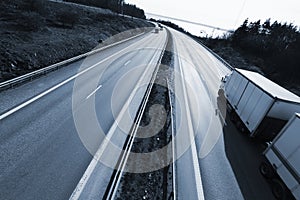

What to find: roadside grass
left=0, top=0, right=153, bottom=82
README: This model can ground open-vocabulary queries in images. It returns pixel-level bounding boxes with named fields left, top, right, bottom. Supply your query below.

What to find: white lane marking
left=174, top=32, right=205, bottom=200
left=0, top=33, right=153, bottom=121
left=124, top=60, right=131, bottom=66
left=0, top=32, right=145, bottom=89
left=167, top=79, right=177, bottom=200
left=86, top=85, right=102, bottom=99
left=69, top=31, right=168, bottom=200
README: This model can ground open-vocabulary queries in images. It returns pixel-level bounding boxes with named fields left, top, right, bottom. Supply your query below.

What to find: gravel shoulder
left=115, top=30, right=174, bottom=200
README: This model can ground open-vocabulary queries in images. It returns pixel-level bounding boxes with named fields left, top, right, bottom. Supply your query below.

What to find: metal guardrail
left=69, top=28, right=168, bottom=200
left=104, top=47, right=164, bottom=199
left=103, top=29, right=168, bottom=200
left=191, top=37, right=234, bottom=70
left=0, top=32, right=146, bottom=91
left=166, top=78, right=177, bottom=200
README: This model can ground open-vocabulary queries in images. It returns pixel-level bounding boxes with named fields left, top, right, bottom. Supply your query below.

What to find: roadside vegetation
left=200, top=19, right=300, bottom=95
left=151, top=17, right=300, bottom=95
left=65, top=0, right=146, bottom=19
left=0, top=0, right=152, bottom=82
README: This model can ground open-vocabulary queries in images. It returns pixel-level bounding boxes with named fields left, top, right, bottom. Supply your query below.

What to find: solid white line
left=70, top=52, right=159, bottom=200
left=167, top=79, right=177, bottom=200
left=0, top=34, right=152, bottom=121
left=0, top=32, right=146, bottom=88
left=108, top=48, right=163, bottom=198
left=124, top=60, right=131, bottom=66
left=174, top=33, right=205, bottom=200
left=86, top=85, right=102, bottom=99
left=69, top=31, right=168, bottom=200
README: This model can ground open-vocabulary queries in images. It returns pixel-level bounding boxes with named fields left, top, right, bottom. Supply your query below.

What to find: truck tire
left=260, top=161, right=275, bottom=179
left=236, top=121, right=246, bottom=133
left=229, top=110, right=238, bottom=123
left=271, top=179, right=287, bottom=200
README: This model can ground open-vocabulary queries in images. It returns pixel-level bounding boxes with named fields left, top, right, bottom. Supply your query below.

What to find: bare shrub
left=20, top=0, right=45, bottom=12
left=56, top=11, right=79, bottom=28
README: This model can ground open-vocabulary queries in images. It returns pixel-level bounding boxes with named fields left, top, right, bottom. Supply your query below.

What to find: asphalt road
left=171, top=28, right=275, bottom=200
left=170, top=28, right=243, bottom=199
left=0, top=29, right=167, bottom=200
left=1, top=25, right=277, bottom=200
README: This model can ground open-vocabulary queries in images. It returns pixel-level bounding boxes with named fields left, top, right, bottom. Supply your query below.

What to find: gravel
left=115, top=31, right=175, bottom=200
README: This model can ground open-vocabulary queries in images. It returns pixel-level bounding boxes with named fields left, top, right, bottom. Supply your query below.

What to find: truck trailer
left=261, top=113, right=300, bottom=199
left=223, top=68, right=300, bottom=141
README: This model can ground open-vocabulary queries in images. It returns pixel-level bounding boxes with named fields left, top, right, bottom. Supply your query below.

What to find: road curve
left=170, top=28, right=243, bottom=200
left=1, top=25, right=249, bottom=200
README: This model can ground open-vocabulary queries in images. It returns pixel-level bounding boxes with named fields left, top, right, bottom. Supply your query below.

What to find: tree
left=230, top=18, right=300, bottom=84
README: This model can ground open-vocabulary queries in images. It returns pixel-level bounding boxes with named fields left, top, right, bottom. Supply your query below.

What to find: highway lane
left=0, top=30, right=151, bottom=115
left=174, top=32, right=230, bottom=107
left=0, top=29, right=167, bottom=200
left=172, top=42, right=205, bottom=199
left=170, top=28, right=244, bottom=199
left=69, top=30, right=167, bottom=199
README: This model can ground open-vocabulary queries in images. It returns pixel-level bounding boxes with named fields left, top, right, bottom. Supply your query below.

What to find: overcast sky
left=125, top=0, right=300, bottom=37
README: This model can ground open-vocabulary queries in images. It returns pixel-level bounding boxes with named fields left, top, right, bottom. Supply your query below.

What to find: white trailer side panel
left=236, top=82, right=273, bottom=133
left=224, top=71, right=236, bottom=96
left=265, top=114, right=300, bottom=198
left=232, top=75, right=248, bottom=108
left=265, top=149, right=282, bottom=169
left=237, top=81, right=256, bottom=114
left=268, top=101, right=300, bottom=120
left=225, top=71, right=248, bottom=108
left=274, top=117, right=300, bottom=176
left=224, top=69, right=300, bottom=137
left=266, top=149, right=299, bottom=190
left=276, top=163, right=299, bottom=190
left=236, top=69, right=300, bottom=103
left=289, top=148, right=300, bottom=176
left=294, top=186, right=300, bottom=199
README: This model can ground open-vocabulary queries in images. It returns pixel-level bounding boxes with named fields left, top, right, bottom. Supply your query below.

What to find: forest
left=200, top=19, right=300, bottom=94
left=155, top=17, right=300, bottom=93
left=230, top=19, right=300, bottom=84
left=65, top=0, right=146, bottom=19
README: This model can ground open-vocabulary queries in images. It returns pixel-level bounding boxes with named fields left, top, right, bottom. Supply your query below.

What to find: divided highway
left=1, top=26, right=245, bottom=200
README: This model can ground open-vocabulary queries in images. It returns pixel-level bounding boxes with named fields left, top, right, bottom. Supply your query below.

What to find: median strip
left=69, top=31, right=167, bottom=200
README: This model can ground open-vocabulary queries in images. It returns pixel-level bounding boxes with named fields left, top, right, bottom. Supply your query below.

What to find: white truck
left=260, top=113, right=300, bottom=199
left=223, top=68, right=300, bottom=141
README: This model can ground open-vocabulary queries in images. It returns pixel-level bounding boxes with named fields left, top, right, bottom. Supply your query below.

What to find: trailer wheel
left=236, top=121, right=246, bottom=133
left=259, top=161, right=275, bottom=179
left=271, top=179, right=287, bottom=200
left=229, top=111, right=237, bottom=123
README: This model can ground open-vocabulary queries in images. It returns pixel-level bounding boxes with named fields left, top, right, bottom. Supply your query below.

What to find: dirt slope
left=0, top=0, right=154, bottom=82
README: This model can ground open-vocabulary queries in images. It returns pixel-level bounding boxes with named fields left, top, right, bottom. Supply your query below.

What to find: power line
left=146, top=12, right=234, bottom=33
left=234, top=0, right=247, bottom=28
